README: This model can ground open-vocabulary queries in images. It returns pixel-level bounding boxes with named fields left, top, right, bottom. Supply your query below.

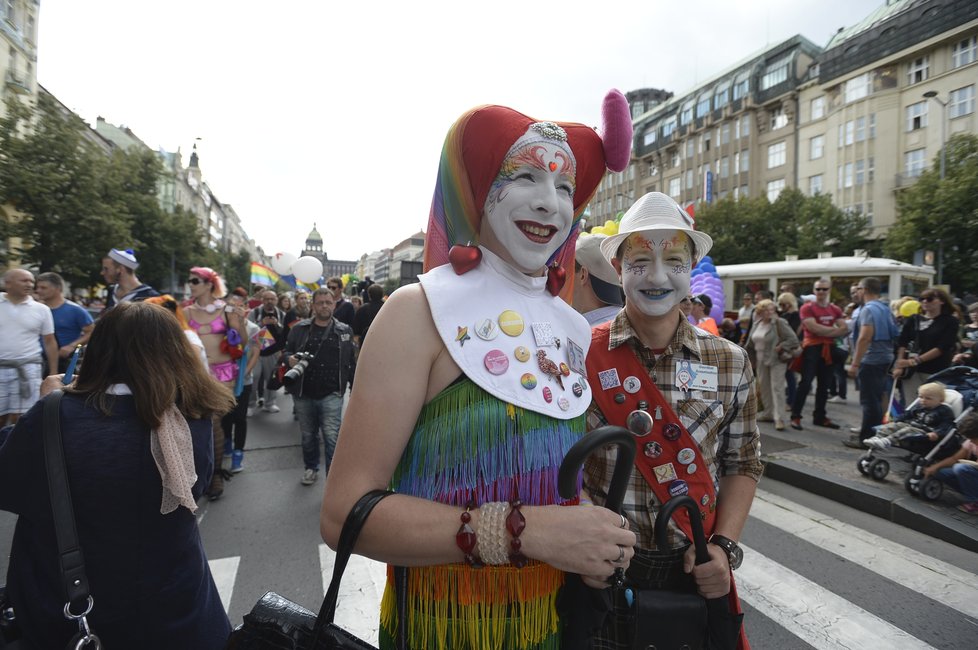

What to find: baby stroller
left=857, top=366, right=978, bottom=501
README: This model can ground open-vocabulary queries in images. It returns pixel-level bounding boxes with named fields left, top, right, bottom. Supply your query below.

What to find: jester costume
left=376, top=95, right=632, bottom=649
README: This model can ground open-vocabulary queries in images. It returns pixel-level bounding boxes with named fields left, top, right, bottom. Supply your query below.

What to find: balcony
left=893, top=172, right=922, bottom=190
left=4, top=70, right=30, bottom=95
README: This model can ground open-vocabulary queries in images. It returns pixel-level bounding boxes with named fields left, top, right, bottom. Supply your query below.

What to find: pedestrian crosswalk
left=206, top=488, right=978, bottom=649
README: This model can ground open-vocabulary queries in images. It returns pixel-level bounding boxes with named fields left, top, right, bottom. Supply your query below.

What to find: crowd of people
left=1, top=89, right=976, bottom=649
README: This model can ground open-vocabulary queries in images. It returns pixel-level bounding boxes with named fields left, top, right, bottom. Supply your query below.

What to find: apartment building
left=797, top=0, right=978, bottom=237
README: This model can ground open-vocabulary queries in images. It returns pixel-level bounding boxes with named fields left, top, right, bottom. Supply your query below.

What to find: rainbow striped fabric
left=378, top=379, right=582, bottom=649
left=249, top=262, right=280, bottom=288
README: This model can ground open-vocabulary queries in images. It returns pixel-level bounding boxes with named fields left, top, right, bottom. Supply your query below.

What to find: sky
left=36, top=0, right=885, bottom=262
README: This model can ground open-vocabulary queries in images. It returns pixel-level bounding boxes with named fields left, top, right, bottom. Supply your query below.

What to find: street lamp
left=922, top=90, right=947, bottom=285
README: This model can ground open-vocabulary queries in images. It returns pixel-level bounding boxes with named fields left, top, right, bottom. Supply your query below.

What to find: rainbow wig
left=423, top=90, right=632, bottom=304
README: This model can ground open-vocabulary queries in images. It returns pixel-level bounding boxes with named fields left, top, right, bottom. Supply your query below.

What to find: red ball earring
left=546, top=263, right=566, bottom=297
left=448, top=243, right=482, bottom=275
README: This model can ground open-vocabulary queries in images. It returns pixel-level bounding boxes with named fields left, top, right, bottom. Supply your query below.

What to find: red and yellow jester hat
left=423, top=89, right=633, bottom=304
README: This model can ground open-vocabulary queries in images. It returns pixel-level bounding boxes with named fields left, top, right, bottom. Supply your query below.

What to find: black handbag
left=0, top=390, right=103, bottom=649
left=226, top=489, right=404, bottom=650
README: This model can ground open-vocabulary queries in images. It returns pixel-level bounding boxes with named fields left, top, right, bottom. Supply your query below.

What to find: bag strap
left=311, top=488, right=394, bottom=644
left=42, top=391, right=92, bottom=611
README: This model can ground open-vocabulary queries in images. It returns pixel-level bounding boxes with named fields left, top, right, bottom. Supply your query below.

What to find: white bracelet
left=475, top=502, right=510, bottom=565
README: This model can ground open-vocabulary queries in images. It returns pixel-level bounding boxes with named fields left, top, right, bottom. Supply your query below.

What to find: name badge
left=690, top=363, right=718, bottom=391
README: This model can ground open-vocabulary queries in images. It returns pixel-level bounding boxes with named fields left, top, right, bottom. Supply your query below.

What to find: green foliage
left=0, top=93, right=251, bottom=294
left=886, top=133, right=978, bottom=291
left=694, top=188, right=869, bottom=264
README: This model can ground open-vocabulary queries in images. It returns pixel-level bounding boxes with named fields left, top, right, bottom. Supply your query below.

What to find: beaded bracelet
left=475, top=502, right=509, bottom=565
left=455, top=502, right=483, bottom=567
left=507, top=500, right=528, bottom=568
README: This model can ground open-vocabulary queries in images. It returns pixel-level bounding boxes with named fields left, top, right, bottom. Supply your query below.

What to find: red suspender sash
left=586, top=322, right=717, bottom=544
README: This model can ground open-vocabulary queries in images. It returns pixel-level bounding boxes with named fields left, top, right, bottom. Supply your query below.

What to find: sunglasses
left=920, top=295, right=938, bottom=302
left=815, top=287, right=830, bottom=292
left=188, top=277, right=204, bottom=285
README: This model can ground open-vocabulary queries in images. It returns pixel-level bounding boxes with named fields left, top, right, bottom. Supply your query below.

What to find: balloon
left=698, top=262, right=716, bottom=273
left=271, top=252, right=297, bottom=276
left=711, top=306, right=724, bottom=322
left=292, top=256, right=324, bottom=284
left=690, top=268, right=703, bottom=277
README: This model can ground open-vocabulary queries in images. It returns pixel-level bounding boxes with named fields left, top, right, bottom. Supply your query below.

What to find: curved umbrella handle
left=558, top=426, right=635, bottom=513
left=654, top=495, right=711, bottom=565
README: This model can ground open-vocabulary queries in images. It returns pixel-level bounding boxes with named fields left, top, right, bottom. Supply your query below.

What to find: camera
left=283, top=352, right=315, bottom=387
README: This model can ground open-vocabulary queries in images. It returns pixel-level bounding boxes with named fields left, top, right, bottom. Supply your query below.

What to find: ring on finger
left=614, top=544, right=625, bottom=563
left=618, top=513, right=627, bottom=529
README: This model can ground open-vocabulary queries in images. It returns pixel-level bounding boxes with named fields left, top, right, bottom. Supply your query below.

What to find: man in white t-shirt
left=0, top=269, right=58, bottom=426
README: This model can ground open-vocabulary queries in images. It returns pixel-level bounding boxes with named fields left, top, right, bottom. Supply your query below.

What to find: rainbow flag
left=881, top=381, right=905, bottom=424
left=250, top=262, right=280, bottom=287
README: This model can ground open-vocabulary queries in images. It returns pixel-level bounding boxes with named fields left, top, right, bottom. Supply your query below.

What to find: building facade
left=301, top=224, right=357, bottom=280
left=797, top=0, right=978, bottom=237
left=0, top=0, right=37, bottom=120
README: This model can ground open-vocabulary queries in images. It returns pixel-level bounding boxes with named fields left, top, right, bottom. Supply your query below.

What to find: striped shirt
left=585, top=310, right=763, bottom=549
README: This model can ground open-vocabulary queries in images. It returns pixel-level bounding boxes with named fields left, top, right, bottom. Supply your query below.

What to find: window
left=668, top=177, right=682, bottom=198
left=767, top=179, right=785, bottom=202
left=905, top=149, right=926, bottom=178
left=648, top=162, right=658, bottom=177
left=770, top=107, right=788, bottom=130
left=950, top=85, right=976, bottom=119
left=809, top=174, right=823, bottom=195
left=767, top=141, right=786, bottom=169
left=662, top=117, right=677, bottom=138
left=632, top=103, right=645, bottom=119
left=686, top=139, right=695, bottom=158
left=703, top=132, right=711, bottom=152
left=740, top=149, right=750, bottom=173
left=680, top=100, right=694, bottom=125
left=855, top=159, right=866, bottom=186
left=733, top=73, right=750, bottom=101
left=4, top=0, right=14, bottom=24
left=643, top=128, right=657, bottom=146
left=867, top=156, right=875, bottom=184
left=685, top=169, right=694, bottom=190
left=696, top=93, right=711, bottom=119
left=671, top=152, right=680, bottom=168
left=907, top=56, right=929, bottom=85
left=741, top=115, right=751, bottom=138
left=838, top=162, right=853, bottom=189
left=844, top=73, right=871, bottom=103
left=855, top=116, right=866, bottom=142
left=740, top=185, right=749, bottom=197
left=869, top=113, right=876, bottom=138
left=952, top=35, right=977, bottom=68
left=721, top=123, right=730, bottom=145
left=720, top=157, right=729, bottom=179
left=715, top=82, right=730, bottom=109
left=810, top=96, right=825, bottom=120
left=905, top=101, right=928, bottom=131
left=810, top=135, right=824, bottom=160
left=761, top=55, right=792, bottom=90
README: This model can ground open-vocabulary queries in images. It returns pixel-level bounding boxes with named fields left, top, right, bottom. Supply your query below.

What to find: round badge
left=558, top=397, right=570, bottom=411
left=643, top=441, right=663, bottom=458
left=559, top=362, right=571, bottom=377
left=498, top=310, right=525, bottom=337
left=614, top=393, right=626, bottom=404
left=637, top=400, right=649, bottom=410
left=483, top=349, right=509, bottom=375
left=623, top=376, right=642, bottom=394
left=542, top=387, right=553, bottom=403
left=475, top=318, right=499, bottom=341
left=668, top=480, right=689, bottom=497
left=514, top=346, right=531, bottom=362
left=701, top=494, right=710, bottom=506
left=520, top=373, right=537, bottom=390
left=663, top=423, right=681, bottom=441
left=572, top=382, right=584, bottom=398
left=686, top=463, right=697, bottom=475
left=677, top=448, right=696, bottom=465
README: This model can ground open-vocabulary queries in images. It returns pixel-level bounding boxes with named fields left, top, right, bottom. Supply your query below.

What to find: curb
left=763, top=458, right=978, bottom=554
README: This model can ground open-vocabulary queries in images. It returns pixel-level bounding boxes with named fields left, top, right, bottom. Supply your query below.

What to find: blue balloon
left=690, top=268, right=704, bottom=277
left=699, top=263, right=716, bottom=273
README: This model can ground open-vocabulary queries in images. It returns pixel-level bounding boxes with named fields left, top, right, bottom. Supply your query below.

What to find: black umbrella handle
left=558, top=426, right=636, bottom=513
left=654, top=495, right=711, bottom=565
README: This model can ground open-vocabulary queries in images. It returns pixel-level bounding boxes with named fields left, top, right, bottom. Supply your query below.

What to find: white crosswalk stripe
left=204, top=491, right=973, bottom=648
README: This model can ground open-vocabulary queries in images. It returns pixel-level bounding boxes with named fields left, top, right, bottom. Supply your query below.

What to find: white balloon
left=292, top=256, right=324, bottom=284
left=270, top=252, right=297, bottom=276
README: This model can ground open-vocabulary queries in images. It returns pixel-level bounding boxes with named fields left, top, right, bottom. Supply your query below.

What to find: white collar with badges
left=420, top=247, right=592, bottom=419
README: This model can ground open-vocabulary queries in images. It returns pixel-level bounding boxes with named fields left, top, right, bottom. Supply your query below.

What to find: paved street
left=2, top=386, right=977, bottom=648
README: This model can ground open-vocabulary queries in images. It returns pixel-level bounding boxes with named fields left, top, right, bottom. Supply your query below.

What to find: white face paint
left=480, top=129, right=576, bottom=274
left=615, top=230, right=693, bottom=318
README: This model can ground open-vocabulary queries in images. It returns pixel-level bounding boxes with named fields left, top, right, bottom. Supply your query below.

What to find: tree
left=222, top=248, right=253, bottom=292
left=693, top=188, right=868, bottom=265
left=886, top=133, right=978, bottom=292
left=0, top=94, right=130, bottom=286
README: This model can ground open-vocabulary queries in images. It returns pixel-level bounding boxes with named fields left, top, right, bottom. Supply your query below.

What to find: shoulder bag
left=776, top=319, right=801, bottom=363
left=226, top=489, right=406, bottom=650
left=0, top=390, right=103, bottom=649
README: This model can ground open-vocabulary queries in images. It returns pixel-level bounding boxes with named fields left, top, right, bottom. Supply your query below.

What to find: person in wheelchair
left=863, top=382, right=956, bottom=454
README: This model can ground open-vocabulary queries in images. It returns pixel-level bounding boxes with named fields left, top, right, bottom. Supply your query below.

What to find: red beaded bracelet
left=506, top=500, right=528, bottom=568
left=456, top=502, right=483, bottom=568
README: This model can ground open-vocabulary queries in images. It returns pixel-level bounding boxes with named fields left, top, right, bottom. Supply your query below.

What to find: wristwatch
left=709, top=534, right=744, bottom=570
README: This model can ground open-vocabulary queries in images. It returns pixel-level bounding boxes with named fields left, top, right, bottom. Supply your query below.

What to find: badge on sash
left=675, top=359, right=694, bottom=392
left=531, top=322, right=556, bottom=347
left=566, top=338, right=586, bottom=375
left=690, top=363, right=719, bottom=392
left=598, top=368, right=621, bottom=390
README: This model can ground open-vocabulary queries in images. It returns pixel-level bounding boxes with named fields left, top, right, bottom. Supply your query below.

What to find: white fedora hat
left=599, top=192, right=713, bottom=264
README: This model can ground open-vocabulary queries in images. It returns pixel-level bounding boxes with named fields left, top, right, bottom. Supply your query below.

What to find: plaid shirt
left=585, top=311, right=763, bottom=549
